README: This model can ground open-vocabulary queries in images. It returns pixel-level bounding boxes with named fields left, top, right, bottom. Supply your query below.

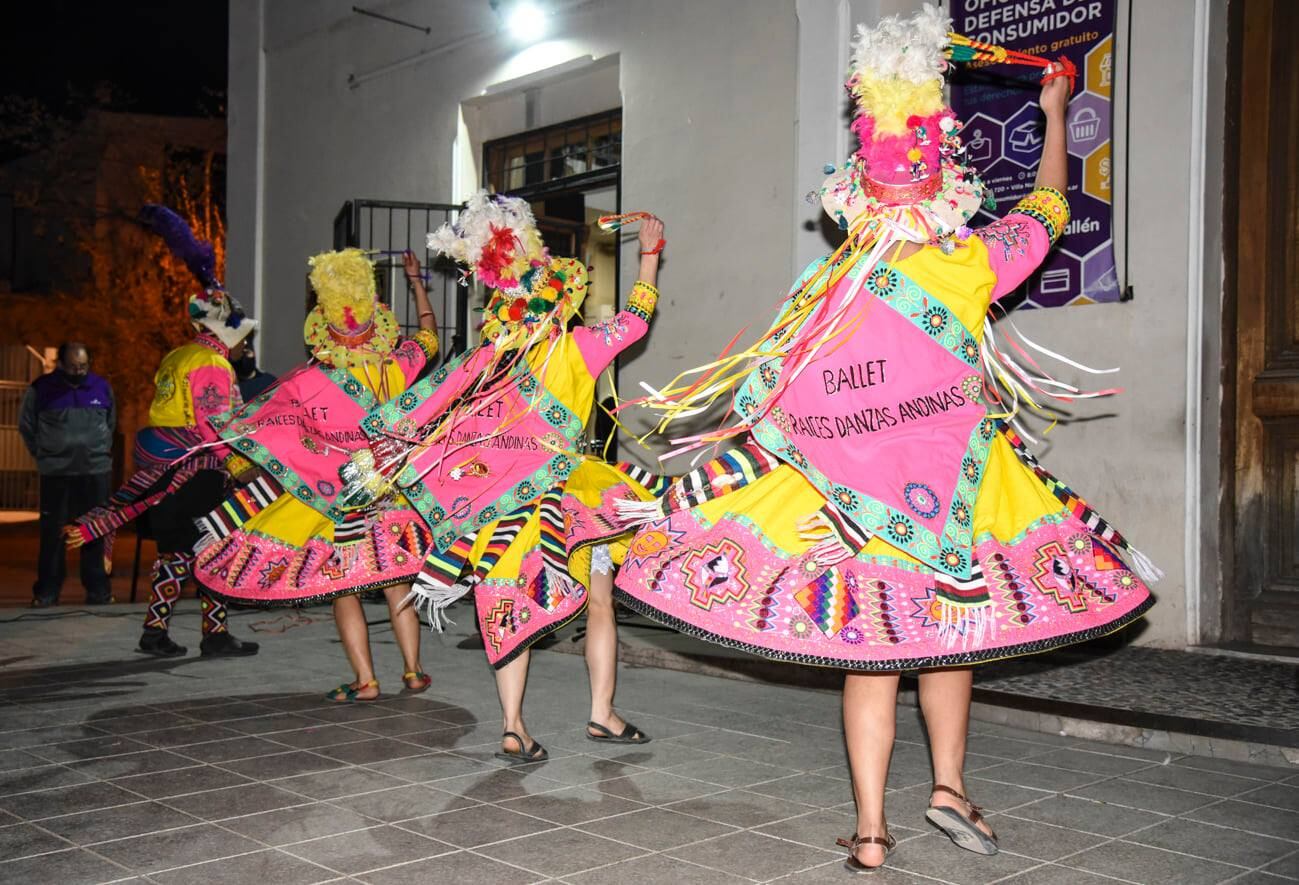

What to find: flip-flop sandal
left=494, top=730, right=548, bottom=765
left=325, top=679, right=379, bottom=703
left=401, top=671, right=432, bottom=695
left=586, top=720, right=651, bottom=744
left=925, top=784, right=999, bottom=855
left=835, top=831, right=896, bottom=874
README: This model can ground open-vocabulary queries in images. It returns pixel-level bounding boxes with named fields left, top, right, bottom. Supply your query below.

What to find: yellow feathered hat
left=302, top=248, right=400, bottom=367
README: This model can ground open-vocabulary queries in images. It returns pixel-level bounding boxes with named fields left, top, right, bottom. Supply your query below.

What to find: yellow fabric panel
left=348, top=359, right=407, bottom=404
left=527, top=334, right=595, bottom=420
left=148, top=342, right=232, bottom=428
left=893, top=238, right=997, bottom=341
left=241, top=493, right=335, bottom=546
left=971, top=433, right=1062, bottom=541
left=563, top=458, right=657, bottom=587
left=692, top=465, right=829, bottom=553
left=690, top=433, right=1064, bottom=565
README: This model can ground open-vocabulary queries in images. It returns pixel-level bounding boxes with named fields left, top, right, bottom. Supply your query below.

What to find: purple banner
left=951, top=0, right=1119, bottom=308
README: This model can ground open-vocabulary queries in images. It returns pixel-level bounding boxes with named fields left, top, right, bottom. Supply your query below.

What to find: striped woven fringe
left=406, top=502, right=532, bottom=631
left=192, top=474, right=283, bottom=553
left=930, top=562, right=994, bottom=648
left=614, top=462, right=673, bottom=496
left=615, top=442, right=780, bottom=526
left=1001, top=424, right=1163, bottom=583
left=800, top=501, right=874, bottom=567
left=73, top=427, right=218, bottom=544
left=333, top=510, right=371, bottom=544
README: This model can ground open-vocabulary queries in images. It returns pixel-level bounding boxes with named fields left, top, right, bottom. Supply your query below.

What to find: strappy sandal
left=494, top=730, right=548, bottom=765
left=835, top=830, right=896, bottom=874
left=926, top=784, right=999, bottom=855
left=586, top=719, right=651, bottom=744
left=325, top=679, right=379, bottom=703
left=401, top=671, right=432, bottom=694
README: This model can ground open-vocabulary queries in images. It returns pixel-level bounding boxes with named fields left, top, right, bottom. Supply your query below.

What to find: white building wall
left=228, top=0, right=1227, bottom=650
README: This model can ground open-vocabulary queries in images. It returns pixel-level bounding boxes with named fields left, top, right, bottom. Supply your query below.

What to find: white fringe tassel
left=934, top=600, right=995, bottom=650
left=404, top=576, right=474, bottom=633
left=614, top=498, right=666, bottom=528
left=1125, top=545, right=1165, bottom=585
left=191, top=521, right=221, bottom=555
left=543, top=561, right=581, bottom=599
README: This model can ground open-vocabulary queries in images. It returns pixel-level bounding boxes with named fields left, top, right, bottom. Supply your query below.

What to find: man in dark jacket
left=19, top=342, right=115, bottom=606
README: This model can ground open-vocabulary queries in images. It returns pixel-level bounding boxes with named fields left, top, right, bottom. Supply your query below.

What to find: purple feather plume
left=138, top=204, right=219, bottom=289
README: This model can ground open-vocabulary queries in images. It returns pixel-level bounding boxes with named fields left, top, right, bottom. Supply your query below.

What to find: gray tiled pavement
left=0, top=602, right=1296, bottom=884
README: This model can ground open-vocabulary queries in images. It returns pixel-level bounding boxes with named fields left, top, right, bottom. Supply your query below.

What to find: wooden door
left=1226, top=0, right=1299, bottom=647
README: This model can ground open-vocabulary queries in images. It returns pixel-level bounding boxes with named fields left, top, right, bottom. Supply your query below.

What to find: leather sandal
left=401, top=670, right=432, bottom=694
left=494, top=731, right=548, bottom=765
left=325, top=679, right=379, bottom=703
left=835, top=830, right=896, bottom=873
left=926, top=783, right=999, bottom=855
left=586, top=719, right=650, bottom=744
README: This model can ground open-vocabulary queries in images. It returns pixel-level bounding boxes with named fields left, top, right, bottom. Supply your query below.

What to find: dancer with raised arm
left=612, top=8, right=1156, bottom=872
left=344, top=194, right=667, bottom=761
left=66, top=205, right=261, bottom=658
left=191, top=248, right=442, bottom=701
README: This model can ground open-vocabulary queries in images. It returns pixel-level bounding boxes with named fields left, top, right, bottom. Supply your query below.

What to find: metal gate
left=0, top=345, right=44, bottom=510
left=333, top=200, right=467, bottom=360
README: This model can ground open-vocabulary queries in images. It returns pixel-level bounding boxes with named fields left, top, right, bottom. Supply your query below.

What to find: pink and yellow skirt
left=193, top=493, right=434, bottom=606
left=614, top=430, right=1155, bottom=671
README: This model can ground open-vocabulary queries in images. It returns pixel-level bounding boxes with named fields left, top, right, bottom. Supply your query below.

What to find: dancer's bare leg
left=583, top=570, right=628, bottom=735
left=918, top=667, right=994, bottom=837
left=382, top=583, right=425, bottom=686
left=843, top=671, right=900, bottom=868
left=330, top=594, right=379, bottom=699
left=495, top=649, right=536, bottom=752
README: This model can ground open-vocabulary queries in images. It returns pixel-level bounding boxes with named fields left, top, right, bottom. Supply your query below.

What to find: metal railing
left=332, top=200, right=467, bottom=359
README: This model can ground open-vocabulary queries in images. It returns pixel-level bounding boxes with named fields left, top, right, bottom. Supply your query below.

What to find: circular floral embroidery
left=1117, top=573, right=1137, bottom=589
left=759, top=362, right=779, bottom=390
left=317, top=479, right=337, bottom=497
left=865, top=267, right=900, bottom=297
left=961, top=375, right=983, bottom=402
left=952, top=499, right=971, bottom=527
left=544, top=404, right=567, bottom=426
left=979, top=419, right=996, bottom=441
left=834, top=487, right=861, bottom=511
left=962, top=456, right=979, bottom=483
left=922, top=306, right=948, bottom=336
left=398, top=390, right=419, bottom=411
left=477, top=505, right=498, bottom=525
left=518, top=375, right=538, bottom=396
left=941, top=546, right=968, bottom=572
left=962, top=340, right=980, bottom=363
left=516, top=480, right=537, bottom=500
left=903, top=482, right=941, bottom=519
left=1067, top=534, right=1090, bottom=554
left=518, top=606, right=532, bottom=624
left=885, top=515, right=917, bottom=545
left=788, top=448, right=809, bottom=469
left=840, top=625, right=865, bottom=645
left=267, top=459, right=287, bottom=476
left=789, top=617, right=814, bottom=641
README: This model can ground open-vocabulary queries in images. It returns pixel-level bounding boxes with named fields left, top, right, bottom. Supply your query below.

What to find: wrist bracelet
left=640, top=239, right=666, bottom=256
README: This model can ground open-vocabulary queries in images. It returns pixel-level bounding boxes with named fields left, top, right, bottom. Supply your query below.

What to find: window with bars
left=482, top=109, right=621, bottom=195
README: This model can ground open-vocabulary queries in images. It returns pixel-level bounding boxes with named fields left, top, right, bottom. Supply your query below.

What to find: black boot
left=199, top=632, right=260, bottom=657
left=139, top=627, right=187, bottom=657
